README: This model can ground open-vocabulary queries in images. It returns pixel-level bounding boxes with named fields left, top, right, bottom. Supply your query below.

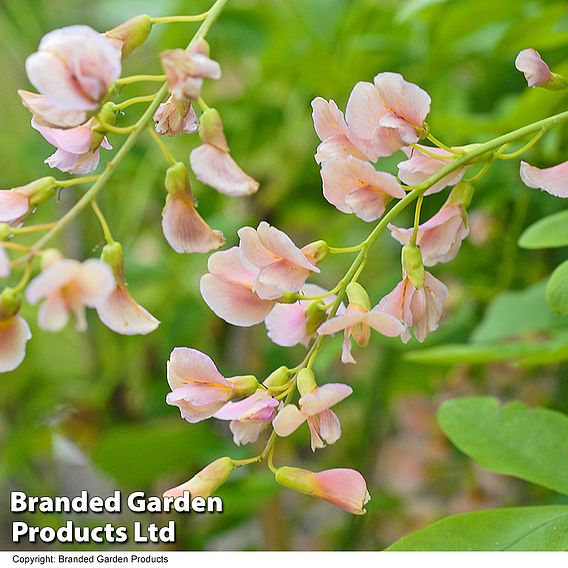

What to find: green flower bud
left=17, top=177, right=57, bottom=207
left=402, top=244, right=424, bottom=289
left=302, top=240, right=329, bottom=265
left=277, top=291, right=299, bottom=304
left=275, top=466, right=315, bottom=496
left=165, top=162, right=192, bottom=197
left=346, top=282, right=371, bottom=310
left=297, top=368, right=317, bottom=397
left=0, top=288, right=21, bottom=320
left=543, top=73, right=568, bottom=91
left=105, top=15, right=153, bottom=58
left=228, top=375, right=259, bottom=398
left=101, top=241, right=124, bottom=279
left=446, top=180, right=474, bottom=209
left=263, top=366, right=292, bottom=389
left=305, top=300, right=327, bottom=336
left=0, top=224, right=11, bottom=241
left=199, top=108, right=229, bottom=151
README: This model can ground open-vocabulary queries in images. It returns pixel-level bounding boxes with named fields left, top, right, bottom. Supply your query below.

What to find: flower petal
left=299, top=383, right=353, bottom=416
left=0, top=315, right=32, bottom=373
left=520, top=160, right=568, bottom=198
left=273, top=404, right=306, bottom=437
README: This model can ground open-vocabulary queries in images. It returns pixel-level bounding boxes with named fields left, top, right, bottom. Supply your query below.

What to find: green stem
left=151, top=13, right=209, bottom=24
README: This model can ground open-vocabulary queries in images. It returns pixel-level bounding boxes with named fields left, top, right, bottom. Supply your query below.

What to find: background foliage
left=2, top=0, right=568, bottom=551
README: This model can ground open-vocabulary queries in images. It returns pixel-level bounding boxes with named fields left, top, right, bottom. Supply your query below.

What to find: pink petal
left=365, top=307, right=405, bottom=337
left=0, top=190, right=30, bottom=224
left=18, top=90, right=86, bottom=128
left=313, top=468, right=370, bottom=515
left=229, top=421, right=266, bottom=446
left=299, top=383, right=352, bottom=416
left=45, top=148, right=101, bottom=175
left=207, top=246, right=258, bottom=287
left=162, top=194, right=224, bottom=254
left=25, top=259, right=80, bottom=304
left=256, top=261, right=311, bottom=298
left=265, top=301, right=309, bottom=347
left=214, top=390, right=277, bottom=421
left=154, top=96, right=199, bottom=136
left=515, top=48, right=553, bottom=87
left=314, top=134, right=368, bottom=164
left=166, top=393, right=228, bottom=424
left=317, top=310, right=366, bottom=336
left=37, top=291, right=70, bottom=332
left=31, top=119, right=92, bottom=154
left=318, top=409, right=342, bottom=445
left=311, top=97, right=349, bottom=141
left=74, top=259, right=115, bottom=307
left=96, top=284, right=160, bottom=335
left=341, top=332, right=356, bottom=364
left=272, top=404, right=306, bottom=437
left=0, top=315, right=32, bottom=373
left=520, top=160, right=568, bottom=198
left=190, top=144, right=259, bottom=196
left=167, top=347, right=228, bottom=390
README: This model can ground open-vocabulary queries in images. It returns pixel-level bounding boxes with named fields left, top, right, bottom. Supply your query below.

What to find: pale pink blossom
left=214, top=390, right=279, bottom=446
left=397, top=145, right=465, bottom=195
left=26, top=255, right=114, bottom=332
left=161, top=40, right=221, bottom=101
left=388, top=204, right=469, bottom=266
left=345, top=72, right=431, bottom=159
left=321, top=156, right=406, bottom=221
left=200, top=247, right=275, bottom=326
left=379, top=272, right=448, bottom=343
left=0, top=248, right=10, bottom=278
left=275, top=466, right=370, bottom=515
left=318, top=301, right=404, bottom=364
left=153, top=96, right=199, bottom=136
left=162, top=193, right=224, bottom=254
left=515, top=48, right=553, bottom=87
left=189, top=108, right=259, bottom=196
left=238, top=221, right=319, bottom=300
left=32, top=118, right=111, bottom=174
left=18, top=90, right=86, bottom=128
left=0, top=314, right=32, bottom=373
left=164, top=457, right=234, bottom=499
left=273, top=383, right=352, bottom=451
left=520, top=160, right=568, bottom=198
left=25, top=26, right=121, bottom=112
left=265, top=284, right=336, bottom=347
left=311, top=97, right=369, bottom=163
left=0, top=190, right=30, bottom=225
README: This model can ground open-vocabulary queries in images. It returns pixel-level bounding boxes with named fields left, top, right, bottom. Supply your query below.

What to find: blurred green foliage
left=2, top=0, right=568, bottom=551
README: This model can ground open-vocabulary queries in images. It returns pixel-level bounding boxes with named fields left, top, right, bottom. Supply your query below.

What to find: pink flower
left=397, top=145, right=465, bottom=195
left=200, top=247, right=275, bottom=326
left=346, top=72, right=431, bottom=159
left=275, top=466, right=370, bottom=515
left=19, top=90, right=86, bottom=128
left=379, top=272, right=448, bottom=343
left=265, top=284, right=336, bottom=347
left=164, top=457, right=234, bottom=499
left=166, top=348, right=257, bottom=424
left=273, top=383, right=352, bottom=451
left=0, top=190, right=30, bottom=225
left=189, top=108, right=259, bottom=196
left=153, top=96, right=199, bottom=136
left=32, top=118, right=111, bottom=174
left=0, top=248, right=10, bottom=278
left=96, top=243, right=160, bottom=336
left=26, top=253, right=114, bottom=332
left=214, top=390, right=279, bottom=446
left=520, top=160, right=568, bottom=198
left=238, top=221, right=319, bottom=300
left=318, top=283, right=404, bottom=364
left=515, top=49, right=553, bottom=88
left=388, top=204, right=469, bottom=266
left=25, top=26, right=121, bottom=112
left=321, top=156, right=406, bottom=221
left=161, top=40, right=221, bottom=101
left=311, top=97, right=369, bottom=163
left=162, top=162, right=224, bottom=254
left=0, top=314, right=32, bottom=373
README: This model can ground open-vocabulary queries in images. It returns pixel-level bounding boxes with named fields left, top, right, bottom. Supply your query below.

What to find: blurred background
left=1, top=0, right=568, bottom=551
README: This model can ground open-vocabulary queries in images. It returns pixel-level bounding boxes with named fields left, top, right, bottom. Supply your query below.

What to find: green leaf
left=519, top=210, right=568, bottom=249
left=91, top=419, right=227, bottom=488
left=387, top=506, right=568, bottom=551
left=547, top=260, right=568, bottom=315
left=438, top=397, right=568, bottom=494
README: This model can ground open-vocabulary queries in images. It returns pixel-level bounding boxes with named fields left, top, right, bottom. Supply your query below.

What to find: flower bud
left=165, top=162, right=191, bottom=197
left=263, top=366, right=292, bottom=389
left=0, top=288, right=21, bottom=320
left=275, top=466, right=315, bottom=496
left=305, top=300, right=327, bottom=335
left=163, top=457, right=234, bottom=499
left=17, top=177, right=57, bottom=207
left=40, top=248, right=63, bottom=270
left=446, top=180, right=474, bottom=209
left=401, top=244, right=424, bottom=289
left=302, top=240, right=329, bottom=265
left=346, top=282, right=371, bottom=310
left=100, top=241, right=124, bottom=279
left=105, top=15, right=153, bottom=58
left=228, top=375, right=259, bottom=398
left=198, top=108, right=229, bottom=151
left=296, top=368, right=317, bottom=397
left=277, top=291, right=299, bottom=304
left=92, top=102, right=118, bottom=146
left=0, top=224, right=11, bottom=241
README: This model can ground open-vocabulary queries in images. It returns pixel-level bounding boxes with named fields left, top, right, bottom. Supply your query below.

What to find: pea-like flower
left=25, top=26, right=121, bottom=114
left=214, top=390, right=279, bottom=446
left=0, top=190, right=31, bottom=225
left=200, top=247, right=276, bottom=326
left=154, top=96, right=199, bottom=137
left=275, top=466, right=370, bottom=515
left=321, top=156, right=406, bottom=221
left=238, top=221, right=319, bottom=300
left=166, top=347, right=258, bottom=424
left=515, top=48, right=553, bottom=88
left=18, top=90, right=86, bottom=129
left=0, top=289, right=32, bottom=373
left=520, top=160, right=568, bottom=198
left=25, top=250, right=114, bottom=332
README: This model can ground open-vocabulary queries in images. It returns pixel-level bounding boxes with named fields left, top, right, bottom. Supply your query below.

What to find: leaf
left=387, top=506, right=568, bottom=551
left=472, top=281, right=567, bottom=342
left=438, top=397, right=568, bottom=494
left=519, top=210, right=568, bottom=250
left=547, top=260, right=568, bottom=315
